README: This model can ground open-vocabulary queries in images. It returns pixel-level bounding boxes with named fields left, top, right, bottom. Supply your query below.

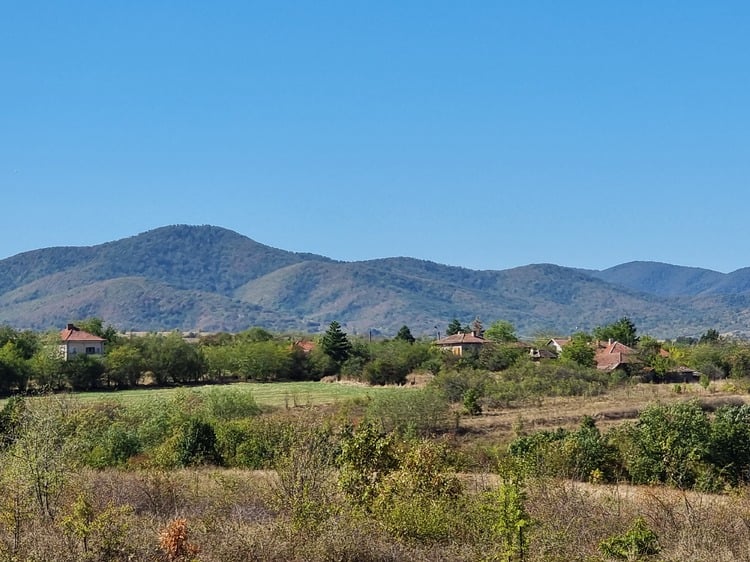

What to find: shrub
left=176, top=419, right=222, bottom=467
left=599, top=517, right=660, bottom=560
left=463, top=388, right=482, bottom=416
left=215, top=416, right=297, bottom=469
left=338, top=421, right=399, bottom=509
left=158, top=518, right=200, bottom=561
left=272, top=426, right=338, bottom=528
left=371, top=441, right=464, bottom=542
left=617, top=401, right=709, bottom=488
left=199, top=387, right=261, bottom=420
left=560, top=416, right=620, bottom=482
left=365, top=388, right=450, bottom=436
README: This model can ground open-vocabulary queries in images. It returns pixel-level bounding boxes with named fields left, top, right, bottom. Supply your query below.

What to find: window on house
left=85, top=347, right=97, bottom=354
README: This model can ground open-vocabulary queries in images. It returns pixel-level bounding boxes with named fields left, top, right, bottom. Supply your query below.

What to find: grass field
left=65, top=380, right=407, bottom=409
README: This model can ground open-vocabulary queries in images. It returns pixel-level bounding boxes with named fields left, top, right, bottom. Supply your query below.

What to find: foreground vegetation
left=2, top=318, right=750, bottom=559
left=1, top=383, right=750, bottom=561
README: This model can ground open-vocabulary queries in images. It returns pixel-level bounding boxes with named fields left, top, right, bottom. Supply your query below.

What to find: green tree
left=73, top=318, right=120, bottom=347
left=0, top=327, right=39, bottom=360
left=29, top=346, right=66, bottom=390
left=699, top=328, right=721, bottom=344
left=320, top=321, right=352, bottom=366
left=104, top=343, right=144, bottom=387
left=638, top=335, right=674, bottom=378
left=137, top=332, right=205, bottom=384
left=593, top=317, right=639, bottom=347
left=0, top=343, right=30, bottom=392
left=479, top=343, right=523, bottom=371
left=176, top=419, right=222, bottom=467
left=559, top=332, right=596, bottom=368
left=485, top=320, right=518, bottom=343
left=337, top=421, right=399, bottom=509
left=446, top=319, right=463, bottom=336
left=620, top=401, right=709, bottom=488
left=395, top=325, right=416, bottom=344
left=236, top=327, right=275, bottom=343
left=61, top=355, right=105, bottom=390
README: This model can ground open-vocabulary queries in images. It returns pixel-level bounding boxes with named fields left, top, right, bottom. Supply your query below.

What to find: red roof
left=60, top=326, right=105, bottom=343
left=595, top=340, right=637, bottom=370
left=292, top=340, right=316, bottom=353
left=436, top=332, right=487, bottom=345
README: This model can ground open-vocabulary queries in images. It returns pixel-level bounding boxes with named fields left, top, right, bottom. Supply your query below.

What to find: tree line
left=1, top=316, right=748, bottom=393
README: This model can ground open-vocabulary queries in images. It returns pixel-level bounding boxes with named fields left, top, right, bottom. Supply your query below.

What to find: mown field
left=69, top=380, right=404, bottom=409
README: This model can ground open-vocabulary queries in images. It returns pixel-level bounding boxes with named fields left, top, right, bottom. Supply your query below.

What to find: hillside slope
left=1, top=225, right=749, bottom=337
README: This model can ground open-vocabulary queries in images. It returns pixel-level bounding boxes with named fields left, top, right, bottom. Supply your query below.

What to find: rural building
left=594, top=340, right=639, bottom=371
left=59, top=324, right=106, bottom=360
left=435, top=331, right=488, bottom=356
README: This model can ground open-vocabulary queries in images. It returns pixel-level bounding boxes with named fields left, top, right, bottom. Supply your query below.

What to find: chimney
left=67, top=323, right=77, bottom=331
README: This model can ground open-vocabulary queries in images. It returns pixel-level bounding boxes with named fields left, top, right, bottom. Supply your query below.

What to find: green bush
left=215, top=416, right=300, bottom=469
left=176, top=419, right=222, bottom=467
left=88, top=422, right=141, bottom=468
left=599, top=517, right=660, bottom=560
left=365, top=388, right=450, bottom=436
left=199, top=387, right=261, bottom=420
left=560, top=416, right=620, bottom=482
left=617, top=401, right=709, bottom=488
left=463, top=388, right=482, bottom=416
left=337, top=420, right=399, bottom=508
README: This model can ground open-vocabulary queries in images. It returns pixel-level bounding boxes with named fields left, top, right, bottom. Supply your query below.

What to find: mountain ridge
left=1, top=225, right=749, bottom=338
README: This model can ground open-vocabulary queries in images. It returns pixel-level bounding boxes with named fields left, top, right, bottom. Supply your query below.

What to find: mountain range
left=2, top=224, right=750, bottom=339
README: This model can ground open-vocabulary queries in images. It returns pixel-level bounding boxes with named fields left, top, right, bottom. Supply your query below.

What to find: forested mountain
left=1, top=225, right=750, bottom=338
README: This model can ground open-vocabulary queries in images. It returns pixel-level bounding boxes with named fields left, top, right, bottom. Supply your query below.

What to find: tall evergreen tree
left=321, top=321, right=352, bottom=364
left=395, top=325, right=416, bottom=344
left=446, top=319, right=463, bottom=336
left=593, top=317, right=639, bottom=347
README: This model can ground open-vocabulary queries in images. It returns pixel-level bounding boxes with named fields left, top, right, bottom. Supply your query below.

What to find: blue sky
left=2, top=2, right=748, bottom=272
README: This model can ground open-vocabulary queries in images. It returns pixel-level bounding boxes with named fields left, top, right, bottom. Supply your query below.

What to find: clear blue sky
left=2, top=2, right=748, bottom=272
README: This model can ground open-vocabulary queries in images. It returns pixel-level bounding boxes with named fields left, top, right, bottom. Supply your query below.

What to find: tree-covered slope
left=590, top=261, right=725, bottom=297
left=2, top=225, right=750, bottom=338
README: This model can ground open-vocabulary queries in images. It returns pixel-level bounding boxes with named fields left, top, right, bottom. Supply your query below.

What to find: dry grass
left=457, top=381, right=750, bottom=447
left=6, top=468, right=750, bottom=561
left=3, top=379, right=750, bottom=560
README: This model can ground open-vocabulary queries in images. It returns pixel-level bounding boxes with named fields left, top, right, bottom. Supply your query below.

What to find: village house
left=434, top=331, right=488, bottom=356
left=594, top=339, right=639, bottom=371
left=59, top=324, right=106, bottom=360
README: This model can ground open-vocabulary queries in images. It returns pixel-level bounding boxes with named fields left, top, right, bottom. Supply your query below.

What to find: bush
left=215, top=416, right=302, bottom=469
left=338, top=420, right=399, bottom=508
left=366, top=388, right=450, bottom=436
left=617, top=401, right=709, bottom=488
left=599, top=517, right=660, bottom=560
left=176, top=419, right=222, bottom=467
left=199, top=387, right=261, bottom=420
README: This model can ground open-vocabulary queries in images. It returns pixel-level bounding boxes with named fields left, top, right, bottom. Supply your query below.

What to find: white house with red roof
left=59, top=324, right=106, bottom=360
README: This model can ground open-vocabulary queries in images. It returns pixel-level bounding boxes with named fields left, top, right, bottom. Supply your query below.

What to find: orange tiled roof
left=436, top=332, right=487, bottom=345
left=60, top=327, right=105, bottom=343
left=595, top=340, right=638, bottom=370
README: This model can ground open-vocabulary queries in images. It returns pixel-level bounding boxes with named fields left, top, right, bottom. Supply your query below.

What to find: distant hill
left=589, top=261, right=726, bottom=297
left=2, top=225, right=750, bottom=338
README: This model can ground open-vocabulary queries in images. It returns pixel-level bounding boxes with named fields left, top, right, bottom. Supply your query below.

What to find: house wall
left=59, top=341, right=104, bottom=360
